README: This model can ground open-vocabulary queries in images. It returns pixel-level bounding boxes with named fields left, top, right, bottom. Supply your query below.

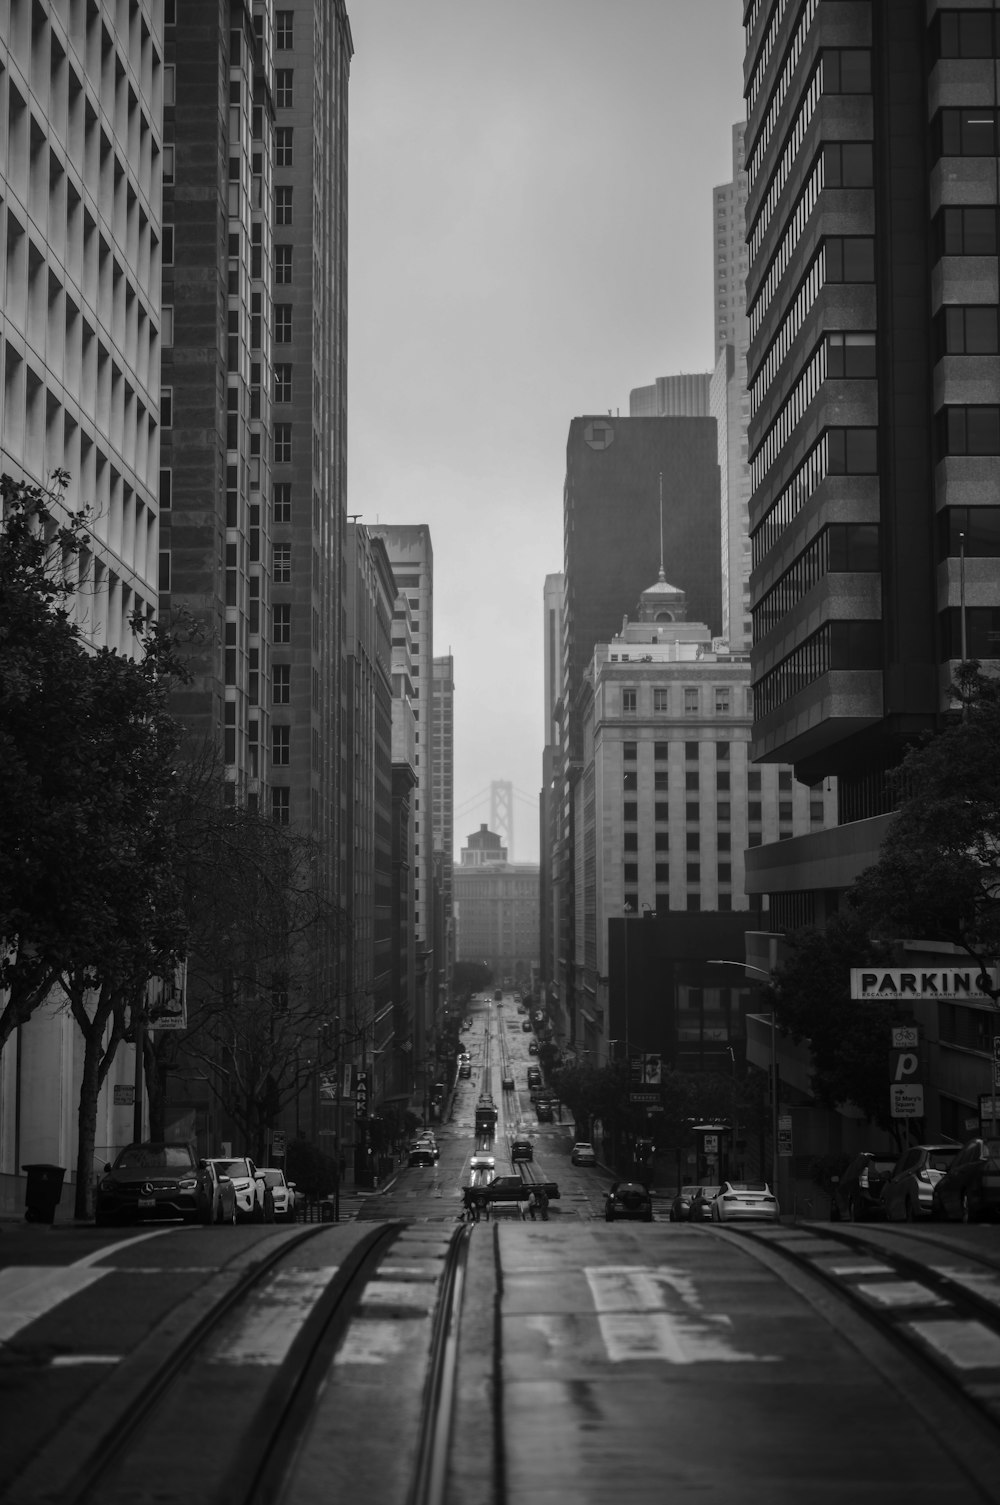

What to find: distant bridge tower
left=490, top=780, right=513, bottom=859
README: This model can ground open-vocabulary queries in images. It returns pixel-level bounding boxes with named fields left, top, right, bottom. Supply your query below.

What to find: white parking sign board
left=891, top=1083, right=924, bottom=1118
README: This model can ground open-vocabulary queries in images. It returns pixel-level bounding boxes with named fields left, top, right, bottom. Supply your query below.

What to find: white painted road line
left=908, top=1319, right=1000, bottom=1370
left=584, top=1265, right=780, bottom=1365
left=0, top=1266, right=110, bottom=1343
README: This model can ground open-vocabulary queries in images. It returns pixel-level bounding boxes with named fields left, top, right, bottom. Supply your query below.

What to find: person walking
left=536, top=1184, right=549, bottom=1221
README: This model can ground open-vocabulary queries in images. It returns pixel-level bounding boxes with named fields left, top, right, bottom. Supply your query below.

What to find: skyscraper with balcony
left=744, top=1, right=1000, bottom=930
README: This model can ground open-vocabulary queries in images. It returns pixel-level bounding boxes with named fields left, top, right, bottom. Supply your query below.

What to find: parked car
left=528, top=1041, right=540, bottom=1055
left=605, top=1182, right=653, bottom=1222
left=522, top=1019, right=532, bottom=1032
left=256, top=1167, right=297, bottom=1223
left=669, top=1185, right=701, bottom=1222
left=688, top=1186, right=720, bottom=1221
left=883, top=1143, right=961, bottom=1222
left=207, top=1157, right=270, bottom=1222
left=571, top=1142, right=597, bottom=1167
left=710, top=1180, right=780, bottom=1224
left=459, top=1064, right=472, bottom=1079
left=535, top=1100, right=554, bottom=1123
left=830, top=1151, right=897, bottom=1221
left=933, top=1138, right=1000, bottom=1222
left=201, top=1159, right=239, bottom=1225
left=95, top=1142, right=217, bottom=1227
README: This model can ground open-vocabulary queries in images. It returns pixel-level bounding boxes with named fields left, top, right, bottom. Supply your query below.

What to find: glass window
left=274, top=364, right=292, bottom=402
left=654, top=771, right=669, bottom=790
left=824, top=142, right=874, bottom=187
left=275, top=304, right=292, bottom=342
left=275, top=245, right=293, bottom=283
left=623, top=769, right=637, bottom=791
left=936, top=205, right=998, bottom=257
left=274, top=603, right=291, bottom=643
left=685, top=772, right=699, bottom=792
left=276, top=127, right=293, bottom=167
left=827, top=428, right=878, bottom=473
left=936, top=108, right=999, bottom=158
left=624, top=742, right=637, bottom=761
left=622, top=688, right=637, bottom=714
left=717, top=771, right=730, bottom=791
left=276, top=11, right=293, bottom=48
left=684, top=687, right=699, bottom=713
left=623, top=802, right=638, bottom=823
left=939, top=506, right=1000, bottom=558
left=276, top=70, right=293, bottom=108
left=685, top=742, right=700, bottom=761
left=938, top=306, right=1000, bottom=356
left=942, top=406, right=1000, bottom=455
left=655, top=833, right=669, bottom=851
left=276, top=186, right=293, bottom=225
left=934, top=11, right=996, bottom=58
left=653, top=688, right=669, bottom=712
left=825, top=237, right=875, bottom=282
left=654, top=742, right=669, bottom=761
left=826, top=332, right=877, bottom=378
left=273, top=663, right=290, bottom=704
left=273, top=482, right=291, bottom=521
left=272, top=725, right=290, bottom=765
left=274, top=423, right=292, bottom=463
left=623, top=833, right=638, bottom=852
left=823, top=48, right=871, bottom=92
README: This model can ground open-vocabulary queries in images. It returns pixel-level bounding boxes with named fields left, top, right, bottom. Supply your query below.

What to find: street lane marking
left=584, top=1265, right=780, bottom=1365
left=0, top=1266, right=110, bottom=1342
left=932, top=1267, right=1000, bottom=1308
left=908, top=1319, right=1000, bottom=1369
left=208, top=1268, right=338, bottom=1366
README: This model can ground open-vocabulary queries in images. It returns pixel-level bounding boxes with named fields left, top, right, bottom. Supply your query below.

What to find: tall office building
left=744, top=2, right=1000, bottom=933
left=540, top=573, right=566, bottom=1038
left=0, top=0, right=165, bottom=1200
left=374, top=525, right=437, bottom=1048
left=711, top=122, right=754, bottom=653
left=629, top=373, right=712, bottom=418
left=431, top=654, right=455, bottom=1017
left=454, top=828, right=539, bottom=985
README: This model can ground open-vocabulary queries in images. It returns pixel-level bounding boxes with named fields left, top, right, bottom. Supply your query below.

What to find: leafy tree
left=850, top=663, right=1000, bottom=1000
left=762, top=912, right=903, bottom=1137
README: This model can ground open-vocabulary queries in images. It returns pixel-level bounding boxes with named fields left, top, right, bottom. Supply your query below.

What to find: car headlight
left=178, top=1178, right=199, bottom=1191
left=99, top=1176, right=117, bottom=1191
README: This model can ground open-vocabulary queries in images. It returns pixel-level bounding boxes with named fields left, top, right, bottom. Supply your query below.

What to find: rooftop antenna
left=658, top=472, right=666, bottom=584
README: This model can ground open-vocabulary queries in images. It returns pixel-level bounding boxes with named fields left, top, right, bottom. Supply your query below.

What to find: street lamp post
left=707, top=959, right=779, bottom=1199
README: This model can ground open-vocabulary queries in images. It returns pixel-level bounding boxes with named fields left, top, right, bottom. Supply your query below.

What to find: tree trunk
left=146, top=1035, right=168, bottom=1142
left=66, top=978, right=117, bottom=1221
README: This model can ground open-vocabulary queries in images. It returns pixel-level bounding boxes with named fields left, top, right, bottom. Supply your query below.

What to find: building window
left=718, top=830, right=731, bottom=850
left=273, top=482, right=292, bottom=522
left=825, top=237, right=875, bottom=282
left=718, top=863, right=732, bottom=884
left=810, top=801, right=824, bottom=822
left=276, top=10, right=293, bottom=47
left=622, top=687, right=637, bottom=714
left=779, top=801, right=793, bottom=821
left=685, top=742, right=699, bottom=761
left=274, top=603, right=291, bottom=642
left=160, top=386, right=173, bottom=427
left=654, top=687, right=669, bottom=713
left=654, top=802, right=669, bottom=821
left=655, top=833, right=669, bottom=851
left=654, top=771, right=669, bottom=791
left=934, top=108, right=999, bottom=159
left=159, top=551, right=171, bottom=591
left=274, top=423, right=292, bottom=463
left=748, top=801, right=762, bottom=822
left=686, top=802, right=699, bottom=822
left=624, top=863, right=638, bottom=883
left=939, top=506, right=1000, bottom=558
left=826, top=332, right=877, bottom=377
left=934, top=205, right=999, bottom=257
left=779, top=772, right=792, bottom=790
left=623, top=833, right=638, bottom=852
left=716, top=743, right=730, bottom=761
left=160, top=468, right=172, bottom=510
left=161, top=306, right=174, bottom=346
left=275, top=305, right=292, bottom=342
left=748, top=771, right=761, bottom=791
left=654, top=742, right=669, bottom=760
left=275, top=245, right=292, bottom=283
left=273, top=542, right=291, bottom=581
left=939, top=406, right=1000, bottom=456
left=717, top=771, right=730, bottom=791
left=624, top=741, right=637, bottom=761
left=715, top=688, right=730, bottom=715
left=718, top=894, right=732, bottom=912
left=623, top=802, right=638, bottom=823
left=623, top=769, right=637, bottom=791
left=624, top=893, right=638, bottom=914
left=822, top=48, right=872, bottom=92
left=684, top=688, right=699, bottom=713
left=935, top=306, right=1000, bottom=357
left=276, top=186, right=293, bottom=225
left=271, top=787, right=290, bottom=824
left=272, top=725, right=290, bottom=766
left=685, top=772, right=699, bottom=792
left=276, top=126, right=293, bottom=167
left=655, top=862, right=670, bottom=882
left=823, top=142, right=874, bottom=187
left=273, top=663, right=290, bottom=704
left=276, top=69, right=293, bottom=108
left=686, top=833, right=700, bottom=852
left=827, top=427, right=878, bottom=473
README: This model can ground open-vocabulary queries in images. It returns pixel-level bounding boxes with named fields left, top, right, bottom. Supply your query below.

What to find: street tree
left=850, top=663, right=1000, bottom=1000
left=763, top=912, right=903, bottom=1138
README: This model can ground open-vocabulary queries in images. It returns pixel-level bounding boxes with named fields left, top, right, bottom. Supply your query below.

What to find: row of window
left=749, top=157, right=823, bottom=340
left=746, top=0, right=821, bottom=187
left=932, top=10, right=1000, bottom=57
left=620, top=742, right=775, bottom=765
left=753, top=621, right=882, bottom=718
left=622, top=798, right=809, bottom=823
left=620, top=686, right=741, bottom=715
left=748, top=65, right=821, bottom=264
left=752, top=524, right=880, bottom=638
left=753, top=428, right=877, bottom=566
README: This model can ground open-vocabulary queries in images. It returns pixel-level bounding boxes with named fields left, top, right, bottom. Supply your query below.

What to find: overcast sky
left=347, top=1, right=747, bottom=863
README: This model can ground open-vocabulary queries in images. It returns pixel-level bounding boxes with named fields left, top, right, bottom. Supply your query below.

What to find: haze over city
left=347, top=0, right=747, bottom=861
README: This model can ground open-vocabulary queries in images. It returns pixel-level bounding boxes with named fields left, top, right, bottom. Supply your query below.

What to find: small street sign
left=113, top=1085, right=134, bottom=1106
left=891, top=1083, right=924, bottom=1118
left=271, top=1130, right=286, bottom=1157
left=777, top=1114, right=793, bottom=1157
left=629, top=1091, right=661, bottom=1105
left=892, top=1026, right=918, bottom=1049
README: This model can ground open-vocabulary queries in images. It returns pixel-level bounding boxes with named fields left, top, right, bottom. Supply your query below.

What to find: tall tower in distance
left=490, top=780, right=513, bottom=860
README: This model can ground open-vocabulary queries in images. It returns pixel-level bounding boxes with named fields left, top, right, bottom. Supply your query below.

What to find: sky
left=346, top=1, right=747, bottom=863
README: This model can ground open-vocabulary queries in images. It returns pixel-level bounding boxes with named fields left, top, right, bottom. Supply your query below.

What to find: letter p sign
left=890, top=1047, right=921, bottom=1083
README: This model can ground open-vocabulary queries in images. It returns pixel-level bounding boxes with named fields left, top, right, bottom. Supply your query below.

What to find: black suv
left=95, top=1142, right=210, bottom=1226
left=605, top=1182, right=653, bottom=1223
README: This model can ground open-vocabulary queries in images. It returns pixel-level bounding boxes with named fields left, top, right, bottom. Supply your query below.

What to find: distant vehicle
left=571, top=1142, right=597, bottom=1167
left=535, top=1100, right=554, bottom=1123
left=95, top=1141, right=221, bottom=1227
left=669, top=1185, right=701, bottom=1222
left=522, top=1020, right=532, bottom=1032
left=469, top=1153, right=496, bottom=1180
left=883, top=1143, right=960, bottom=1222
left=528, top=1040, right=539, bottom=1055
left=475, top=1097, right=498, bottom=1135
left=502, top=1074, right=515, bottom=1091
left=459, top=1063, right=471, bottom=1079
left=408, top=1144, right=436, bottom=1168
left=933, top=1138, right=1000, bottom=1222
left=689, top=1186, right=720, bottom=1221
left=830, top=1151, right=896, bottom=1221
left=511, top=1137, right=533, bottom=1162
left=494, top=989, right=503, bottom=1001
left=605, top=1182, right=653, bottom=1223
left=710, top=1181, right=780, bottom=1224
left=526, top=1066, right=542, bottom=1088
left=409, top=1134, right=438, bottom=1160
left=516, top=1004, right=527, bottom=1015
left=256, top=1167, right=296, bottom=1223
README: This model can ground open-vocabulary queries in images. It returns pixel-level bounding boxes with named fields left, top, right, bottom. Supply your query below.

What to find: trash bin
left=22, top=1163, right=66, bottom=1225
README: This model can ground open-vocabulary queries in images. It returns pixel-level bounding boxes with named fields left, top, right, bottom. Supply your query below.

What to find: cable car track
left=8, top=1221, right=473, bottom=1505
left=726, top=1221, right=1000, bottom=1445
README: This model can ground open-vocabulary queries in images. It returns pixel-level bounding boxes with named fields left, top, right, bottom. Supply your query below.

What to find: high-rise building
left=744, top=2, right=1000, bottom=934
left=540, top=573, right=566, bottom=1039
left=455, top=827, right=539, bottom=984
left=629, top=373, right=712, bottom=418
left=374, top=524, right=437, bottom=1049
left=711, top=123, right=753, bottom=653
left=0, top=0, right=165, bottom=1204
left=431, top=654, right=455, bottom=1017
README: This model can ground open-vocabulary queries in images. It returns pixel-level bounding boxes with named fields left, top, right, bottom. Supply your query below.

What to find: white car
left=710, top=1181, right=780, bottom=1224
left=256, top=1167, right=296, bottom=1223
left=208, top=1157, right=270, bottom=1222
left=571, top=1142, right=598, bottom=1167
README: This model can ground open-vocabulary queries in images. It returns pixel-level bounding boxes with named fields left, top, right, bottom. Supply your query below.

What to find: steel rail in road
left=725, top=1220, right=1000, bottom=1478
left=407, top=1224, right=473, bottom=1505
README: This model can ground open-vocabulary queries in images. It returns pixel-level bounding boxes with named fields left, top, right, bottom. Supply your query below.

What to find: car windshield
left=259, top=1170, right=284, bottom=1187
left=212, top=1159, right=251, bottom=1177
left=728, top=1181, right=768, bottom=1192
left=678, top=1186, right=699, bottom=1196
left=698, top=1187, right=720, bottom=1198
left=927, top=1150, right=959, bottom=1172
left=116, top=1145, right=194, bottom=1169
